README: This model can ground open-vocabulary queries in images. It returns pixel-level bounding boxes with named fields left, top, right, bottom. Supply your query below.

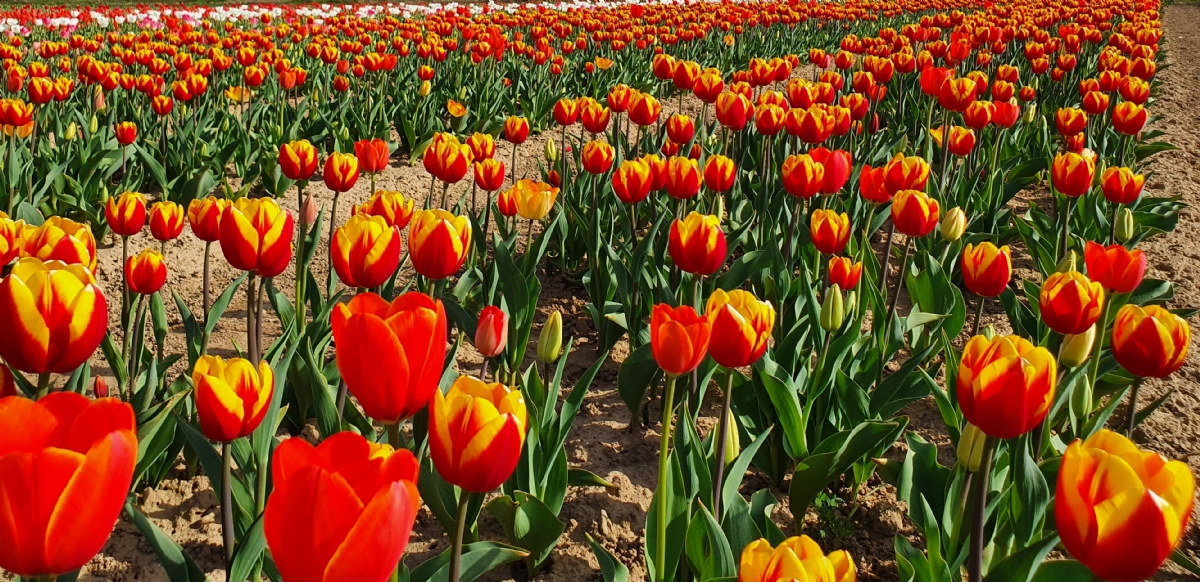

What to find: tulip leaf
left=716, top=250, right=770, bottom=291
left=897, top=432, right=952, bottom=537
left=617, top=343, right=660, bottom=427
left=1010, top=441, right=1050, bottom=547
left=205, top=271, right=249, bottom=337
left=171, top=290, right=202, bottom=369
left=871, top=342, right=940, bottom=418
left=586, top=533, right=631, bottom=582
left=983, top=534, right=1061, bottom=582
left=409, top=541, right=529, bottom=582
left=1028, top=560, right=1098, bottom=582
left=645, top=451, right=688, bottom=582
left=720, top=491, right=760, bottom=558
left=1170, top=549, right=1200, bottom=578
left=100, top=331, right=128, bottom=393
left=567, top=468, right=615, bottom=488
left=174, top=414, right=256, bottom=528
left=229, top=514, right=266, bottom=582
left=484, top=491, right=565, bottom=570
left=748, top=489, right=787, bottom=546
left=136, top=143, right=169, bottom=189
left=302, top=344, right=341, bottom=439
left=721, top=427, right=772, bottom=522
left=753, top=360, right=805, bottom=459
left=685, top=505, right=737, bottom=582
left=789, top=419, right=906, bottom=528
left=125, top=503, right=207, bottom=582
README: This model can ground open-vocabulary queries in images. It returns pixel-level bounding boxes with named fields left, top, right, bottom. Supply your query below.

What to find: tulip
left=1039, top=271, right=1105, bottom=335
left=809, top=148, right=851, bottom=195
left=703, top=155, right=736, bottom=192
left=716, top=91, right=752, bottom=130
left=497, top=188, right=518, bottom=217
left=961, top=242, right=1012, bottom=297
left=323, top=151, right=360, bottom=193
left=0, top=258, right=107, bottom=375
left=357, top=190, right=415, bottom=230
left=193, top=355, right=274, bottom=442
left=423, top=133, right=473, bottom=186
left=1083, top=241, right=1145, bottom=293
left=473, top=158, right=506, bottom=192
left=612, top=159, right=653, bottom=204
left=504, top=116, right=530, bottom=144
left=114, top=120, right=137, bottom=145
left=665, top=156, right=701, bottom=200
left=820, top=284, right=845, bottom=333
left=538, top=311, right=563, bottom=364
left=1052, top=152, right=1096, bottom=198
left=0, top=394, right=137, bottom=578
left=781, top=154, right=825, bottom=199
left=355, top=138, right=390, bottom=175
left=859, top=164, right=891, bottom=204
left=891, top=190, right=940, bottom=237
left=958, top=334, right=1056, bottom=439
left=938, top=77, right=977, bottom=111
left=810, top=210, right=850, bottom=255
left=1115, top=208, right=1135, bottom=243
left=510, top=179, right=559, bottom=222
left=649, top=303, right=712, bottom=377
left=553, top=98, right=579, bottom=126
left=667, top=114, right=695, bottom=144
left=1112, top=102, right=1147, bottom=136
left=475, top=306, right=508, bottom=359
left=963, top=100, right=995, bottom=129
left=105, top=191, right=147, bottom=237
left=755, top=103, right=786, bottom=136
left=332, top=292, right=447, bottom=424
left=265, top=432, right=420, bottom=582
left=956, top=423, right=987, bottom=472
left=220, top=197, right=295, bottom=278
left=149, top=201, right=185, bottom=242
left=738, top=536, right=856, bottom=582
left=785, top=107, right=834, bottom=144
left=279, top=139, right=319, bottom=181
left=408, top=209, right=471, bottom=280
left=1056, top=430, right=1194, bottom=582
left=706, top=289, right=774, bottom=369
left=1100, top=166, right=1144, bottom=205
left=1060, top=325, right=1097, bottom=369
left=429, top=375, right=527, bottom=493
left=125, top=249, right=167, bottom=295
left=581, top=103, right=611, bottom=134
left=828, top=256, right=862, bottom=291
left=940, top=207, right=967, bottom=242
left=669, top=212, right=726, bottom=277
left=1055, top=107, right=1088, bottom=136
left=0, top=363, right=13, bottom=398
left=1112, top=304, right=1189, bottom=379
left=188, top=196, right=230, bottom=242
left=882, top=154, right=931, bottom=196
left=607, top=84, right=633, bottom=112
left=466, top=132, right=495, bottom=161
left=332, top=214, right=403, bottom=290
left=582, top=140, right=615, bottom=175
left=628, top=92, right=662, bottom=126
left=22, top=216, right=97, bottom=272
left=0, top=217, right=21, bottom=266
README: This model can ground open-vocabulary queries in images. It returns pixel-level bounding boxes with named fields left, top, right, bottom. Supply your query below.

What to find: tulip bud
left=723, top=408, right=740, bottom=465
left=1056, top=250, right=1077, bottom=273
left=200, top=143, right=209, bottom=158
left=475, top=306, right=509, bottom=358
left=820, top=284, right=845, bottom=332
left=419, top=80, right=431, bottom=97
left=340, top=127, right=351, bottom=142
left=100, top=186, right=110, bottom=205
left=846, top=290, right=858, bottom=316
left=300, top=193, right=317, bottom=227
left=981, top=324, right=996, bottom=340
left=221, top=118, right=230, bottom=133
left=940, top=207, right=966, bottom=242
left=1023, top=103, right=1038, bottom=124
left=93, top=375, right=109, bottom=398
left=957, top=422, right=987, bottom=472
left=715, top=191, right=725, bottom=220
left=538, top=311, right=563, bottom=364
left=1115, top=207, right=1135, bottom=243
left=65, top=122, right=77, bottom=141
left=544, top=137, right=558, bottom=163
left=88, top=113, right=98, bottom=135
left=1070, top=374, right=1093, bottom=419
left=1059, top=324, right=1096, bottom=368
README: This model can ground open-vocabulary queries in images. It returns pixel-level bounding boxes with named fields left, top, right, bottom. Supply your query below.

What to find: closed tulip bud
left=940, top=207, right=967, bottom=242
left=722, top=407, right=741, bottom=466
left=193, top=355, right=274, bottom=442
left=332, top=215, right=402, bottom=289
left=544, top=137, right=557, bottom=162
left=1040, top=271, right=1104, bottom=335
left=538, top=311, right=563, bottom=364
left=820, top=284, right=845, bottom=333
left=1057, top=250, right=1078, bottom=274
left=300, top=194, right=317, bottom=228
left=1069, top=374, right=1093, bottom=420
left=981, top=324, right=996, bottom=340
left=1112, top=304, right=1190, bottom=378
left=958, top=334, right=1056, bottom=438
left=0, top=258, right=107, bottom=374
left=125, top=249, right=167, bottom=295
left=956, top=422, right=987, bottom=472
left=475, top=305, right=509, bottom=358
left=64, top=121, right=77, bottom=141
left=419, top=80, right=431, bottom=96
left=429, top=376, right=527, bottom=493
left=88, top=113, right=98, bottom=135
left=1056, top=430, right=1194, bottom=582
left=1022, top=103, right=1038, bottom=123
left=739, top=536, right=856, bottom=582
left=93, top=375, right=109, bottom=398
left=408, top=209, right=471, bottom=280
left=265, top=433, right=419, bottom=582
left=1115, top=207, right=1135, bottom=243
left=220, top=197, right=295, bottom=278
left=706, top=289, right=774, bottom=368
left=0, top=394, right=137, bottom=578
left=961, top=242, right=1012, bottom=297
left=149, top=201, right=185, bottom=242
left=1060, top=324, right=1096, bottom=368
left=279, top=139, right=319, bottom=182
left=105, top=191, right=147, bottom=237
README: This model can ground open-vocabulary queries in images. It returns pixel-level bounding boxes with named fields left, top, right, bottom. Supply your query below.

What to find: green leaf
left=586, top=533, right=631, bottom=582
left=1030, top=560, right=1098, bottom=582
left=617, top=343, right=660, bottom=423
left=721, top=427, right=772, bottom=522
left=646, top=451, right=689, bottom=582
left=568, top=468, right=615, bottom=488
left=1171, top=549, right=1200, bottom=578
left=685, top=506, right=737, bottom=582
left=983, top=534, right=1060, bottom=582
left=229, top=515, right=266, bottom=582
left=206, top=272, right=249, bottom=337
left=787, top=419, right=906, bottom=519
left=409, top=541, right=529, bottom=582
left=484, top=491, right=565, bottom=569
left=1011, top=443, right=1050, bottom=547
left=125, top=503, right=207, bottom=582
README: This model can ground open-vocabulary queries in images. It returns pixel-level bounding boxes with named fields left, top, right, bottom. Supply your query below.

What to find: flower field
left=0, top=0, right=1197, bottom=581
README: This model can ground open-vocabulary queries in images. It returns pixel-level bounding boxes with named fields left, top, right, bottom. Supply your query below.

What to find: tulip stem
left=882, top=238, right=912, bottom=347
left=878, top=222, right=897, bottom=299
left=247, top=275, right=259, bottom=365
left=654, top=374, right=679, bottom=582
left=967, top=435, right=997, bottom=582
left=1088, top=296, right=1114, bottom=397
left=202, top=242, right=212, bottom=337
left=450, top=493, right=470, bottom=582
left=711, top=370, right=735, bottom=520
left=222, top=441, right=236, bottom=581
left=34, top=372, right=50, bottom=400
left=1125, top=377, right=1144, bottom=440
left=121, top=235, right=130, bottom=325
left=972, top=294, right=987, bottom=338
left=327, top=191, right=341, bottom=291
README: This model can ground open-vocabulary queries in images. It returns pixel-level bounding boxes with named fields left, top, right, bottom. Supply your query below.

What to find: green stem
left=387, top=422, right=402, bottom=450
left=121, top=235, right=130, bottom=324
left=222, top=441, right=236, bottom=581
left=295, top=182, right=307, bottom=328
left=654, top=374, right=679, bottom=582
left=711, top=370, right=735, bottom=520
left=972, top=294, right=987, bottom=338
left=35, top=372, right=51, bottom=400
left=883, top=238, right=913, bottom=343
left=1125, top=377, right=1144, bottom=439
left=449, top=493, right=471, bottom=582
left=968, top=436, right=997, bottom=582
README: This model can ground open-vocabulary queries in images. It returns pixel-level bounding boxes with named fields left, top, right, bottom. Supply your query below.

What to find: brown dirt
left=5, top=6, right=1200, bottom=582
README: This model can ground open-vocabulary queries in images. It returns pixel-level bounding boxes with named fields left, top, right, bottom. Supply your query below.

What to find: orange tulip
left=1083, top=241, right=1145, bottom=293
left=473, top=158, right=506, bottom=192
left=332, top=214, right=403, bottom=289
left=612, top=159, right=653, bottom=204
left=706, top=289, right=774, bottom=368
left=882, top=154, right=931, bottom=195
left=114, top=121, right=137, bottom=145
left=958, top=334, right=1056, bottom=439
left=187, top=196, right=230, bottom=243
left=781, top=154, right=825, bottom=199
left=667, top=114, right=695, bottom=144
left=755, top=103, right=786, bottom=136
left=1100, top=166, right=1144, bottom=205
left=716, top=91, right=752, bottom=130
left=651, top=304, right=712, bottom=377
left=355, top=138, right=390, bottom=175
left=1052, top=151, right=1096, bottom=197
left=0, top=393, right=137, bottom=578
left=356, top=190, right=414, bottom=230
left=785, top=107, right=834, bottom=144
left=581, top=103, right=611, bottom=134
left=607, top=84, right=634, bottom=112
left=669, top=212, right=726, bottom=276
left=219, top=197, right=295, bottom=278
left=105, top=191, right=147, bottom=237
left=703, top=154, right=736, bottom=192
left=323, top=151, right=360, bottom=193
left=938, top=77, right=977, bottom=112
left=475, top=306, right=508, bottom=358
left=504, top=116, right=530, bottom=144
left=0, top=362, right=13, bottom=398
left=0, top=258, right=107, bottom=374
left=22, top=217, right=97, bottom=271
left=931, top=125, right=975, bottom=156
left=1039, top=271, right=1105, bottom=335
left=1111, top=304, right=1189, bottom=379
left=810, top=210, right=850, bottom=255
left=665, top=156, right=701, bottom=200
left=149, top=201, right=185, bottom=242
left=828, top=256, right=862, bottom=291
left=1055, top=107, right=1088, bottom=137
left=497, top=187, right=518, bottom=217
left=1112, top=101, right=1147, bottom=136
left=891, top=190, right=940, bottom=237
left=1056, top=430, right=1194, bottom=582
left=429, top=375, right=526, bottom=492
left=332, top=292, right=447, bottom=424
left=265, top=432, right=420, bottom=582
left=859, top=164, right=891, bottom=204
left=738, top=536, right=855, bottom=582
left=961, top=242, right=1012, bottom=297
left=510, top=179, right=559, bottom=221
left=193, top=355, right=274, bottom=442
left=628, top=92, right=662, bottom=126
left=581, top=140, right=615, bottom=175
left=962, top=100, right=995, bottom=130
left=279, top=139, right=319, bottom=181
left=553, top=97, right=579, bottom=126
left=125, top=249, right=167, bottom=295
left=408, top=209, right=471, bottom=279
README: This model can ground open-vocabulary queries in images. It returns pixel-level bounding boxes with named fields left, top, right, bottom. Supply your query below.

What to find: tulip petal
left=323, top=480, right=419, bottom=582
left=265, top=466, right=364, bottom=582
